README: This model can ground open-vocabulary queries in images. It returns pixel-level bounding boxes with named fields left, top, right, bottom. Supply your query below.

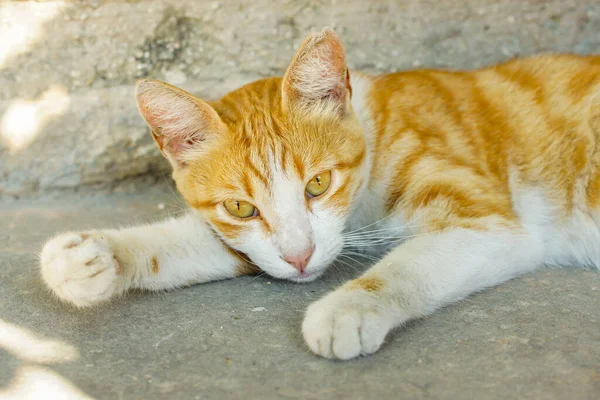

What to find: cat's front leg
left=40, top=213, right=245, bottom=307
left=303, top=226, right=545, bottom=359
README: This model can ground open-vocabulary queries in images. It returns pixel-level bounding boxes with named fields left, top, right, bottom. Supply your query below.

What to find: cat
left=40, top=27, right=600, bottom=360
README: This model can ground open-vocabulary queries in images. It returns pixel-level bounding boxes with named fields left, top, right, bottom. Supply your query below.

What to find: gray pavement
left=1, top=185, right=599, bottom=399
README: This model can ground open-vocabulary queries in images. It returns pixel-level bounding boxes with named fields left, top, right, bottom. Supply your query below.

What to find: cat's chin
left=287, top=270, right=325, bottom=283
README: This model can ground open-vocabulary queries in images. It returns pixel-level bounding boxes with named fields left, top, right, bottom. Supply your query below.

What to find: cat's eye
left=224, top=200, right=258, bottom=218
left=306, top=171, right=332, bottom=198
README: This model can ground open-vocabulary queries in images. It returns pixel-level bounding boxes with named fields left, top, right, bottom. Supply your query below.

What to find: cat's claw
left=40, top=232, right=121, bottom=307
left=302, top=290, right=391, bottom=360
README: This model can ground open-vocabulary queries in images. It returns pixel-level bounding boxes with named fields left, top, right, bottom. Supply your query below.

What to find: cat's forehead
left=182, top=77, right=364, bottom=205
left=184, top=116, right=346, bottom=204
left=204, top=79, right=345, bottom=169
left=212, top=77, right=286, bottom=128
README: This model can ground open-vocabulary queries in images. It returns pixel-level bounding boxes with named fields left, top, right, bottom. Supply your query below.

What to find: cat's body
left=350, top=56, right=600, bottom=268
left=40, top=28, right=600, bottom=360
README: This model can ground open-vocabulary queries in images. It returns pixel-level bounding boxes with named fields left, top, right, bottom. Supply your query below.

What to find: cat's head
left=136, top=28, right=367, bottom=282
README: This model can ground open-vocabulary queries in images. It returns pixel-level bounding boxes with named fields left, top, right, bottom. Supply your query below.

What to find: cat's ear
left=282, top=27, right=351, bottom=116
left=136, top=79, right=226, bottom=168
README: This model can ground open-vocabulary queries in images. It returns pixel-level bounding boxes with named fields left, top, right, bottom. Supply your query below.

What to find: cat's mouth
left=287, top=269, right=325, bottom=283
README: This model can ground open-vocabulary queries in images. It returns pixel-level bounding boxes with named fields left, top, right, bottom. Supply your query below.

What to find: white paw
left=302, top=289, right=392, bottom=360
left=40, top=232, right=121, bottom=307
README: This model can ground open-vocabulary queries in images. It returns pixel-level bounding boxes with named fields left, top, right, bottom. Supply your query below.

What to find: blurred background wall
left=1, top=0, right=599, bottom=198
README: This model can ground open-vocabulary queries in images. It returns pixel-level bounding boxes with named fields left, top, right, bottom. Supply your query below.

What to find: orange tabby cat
left=40, top=28, right=600, bottom=359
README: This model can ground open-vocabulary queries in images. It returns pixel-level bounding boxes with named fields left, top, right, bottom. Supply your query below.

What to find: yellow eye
left=224, top=200, right=258, bottom=218
left=306, top=171, right=332, bottom=198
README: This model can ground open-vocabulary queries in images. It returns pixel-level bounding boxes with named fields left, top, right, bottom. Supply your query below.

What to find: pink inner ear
left=283, top=28, right=351, bottom=112
left=151, top=130, right=203, bottom=167
left=166, top=136, right=202, bottom=155
left=316, top=40, right=349, bottom=101
left=151, top=122, right=204, bottom=154
left=137, top=84, right=212, bottom=162
left=324, top=83, right=347, bottom=104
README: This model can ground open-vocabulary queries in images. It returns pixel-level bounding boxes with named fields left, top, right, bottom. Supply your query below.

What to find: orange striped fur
left=146, top=54, right=600, bottom=242
left=368, top=55, right=600, bottom=231
left=40, top=27, right=600, bottom=360
left=134, top=26, right=600, bottom=278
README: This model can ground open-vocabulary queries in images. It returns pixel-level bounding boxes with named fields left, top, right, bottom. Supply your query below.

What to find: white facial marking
left=231, top=156, right=347, bottom=282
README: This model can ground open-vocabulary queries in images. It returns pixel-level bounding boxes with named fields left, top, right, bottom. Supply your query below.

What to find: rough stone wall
left=1, top=0, right=599, bottom=197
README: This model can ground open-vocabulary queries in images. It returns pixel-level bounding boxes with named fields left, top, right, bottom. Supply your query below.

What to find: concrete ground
left=1, top=185, right=599, bottom=399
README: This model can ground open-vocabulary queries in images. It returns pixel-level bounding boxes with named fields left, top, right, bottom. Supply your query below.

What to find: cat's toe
left=302, top=290, right=390, bottom=360
left=40, top=232, right=121, bottom=307
left=302, top=301, right=337, bottom=358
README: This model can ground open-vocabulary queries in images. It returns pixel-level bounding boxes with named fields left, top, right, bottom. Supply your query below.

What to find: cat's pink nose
left=284, top=246, right=315, bottom=273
